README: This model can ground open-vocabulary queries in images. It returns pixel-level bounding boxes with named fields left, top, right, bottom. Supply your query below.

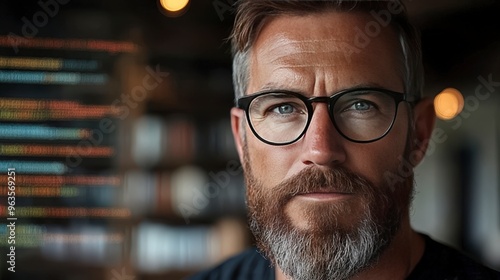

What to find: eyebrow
left=256, top=82, right=393, bottom=96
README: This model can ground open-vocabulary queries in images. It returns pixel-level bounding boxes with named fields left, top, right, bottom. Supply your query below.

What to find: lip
left=295, top=192, right=353, bottom=201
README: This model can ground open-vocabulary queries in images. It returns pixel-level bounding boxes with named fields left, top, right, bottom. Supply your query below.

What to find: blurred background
left=0, top=0, right=498, bottom=279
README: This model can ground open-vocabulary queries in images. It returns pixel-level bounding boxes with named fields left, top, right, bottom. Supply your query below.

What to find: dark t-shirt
left=188, top=235, right=500, bottom=280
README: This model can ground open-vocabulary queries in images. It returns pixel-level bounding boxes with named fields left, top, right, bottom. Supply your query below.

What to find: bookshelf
left=0, top=27, right=247, bottom=280
left=0, top=35, right=135, bottom=280
left=0, top=2, right=248, bottom=279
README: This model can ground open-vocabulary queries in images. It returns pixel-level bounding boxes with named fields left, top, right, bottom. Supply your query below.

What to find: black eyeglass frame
left=236, top=87, right=412, bottom=146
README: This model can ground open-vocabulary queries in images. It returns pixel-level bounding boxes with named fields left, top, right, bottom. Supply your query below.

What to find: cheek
left=346, top=115, right=408, bottom=187
left=378, top=122, right=409, bottom=184
left=245, top=129, right=295, bottom=188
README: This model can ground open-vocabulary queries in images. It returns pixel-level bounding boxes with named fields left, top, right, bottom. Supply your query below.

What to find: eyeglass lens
left=247, top=90, right=398, bottom=144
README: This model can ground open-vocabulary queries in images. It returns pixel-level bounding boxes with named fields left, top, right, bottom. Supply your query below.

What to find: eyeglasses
left=237, top=87, right=409, bottom=145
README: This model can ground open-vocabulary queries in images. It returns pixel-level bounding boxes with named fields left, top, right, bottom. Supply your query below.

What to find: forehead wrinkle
left=260, top=38, right=354, bottom=70
left=264, top=38, right=351, bottom=58
left=267, top=51, right=350, bottom=71
left=271, top=65, right=339, bottom=71
left=268, top=50, right=347, bottom=65
left=265, top=37, right=350, bottom=52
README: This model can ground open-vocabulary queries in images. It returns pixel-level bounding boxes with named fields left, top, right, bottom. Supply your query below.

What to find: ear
left=231, top=107, right=246, bottom=162
left=410, top=97, right=436, bottom=166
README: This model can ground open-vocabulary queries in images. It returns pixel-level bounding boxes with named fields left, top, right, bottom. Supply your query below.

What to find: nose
left=299, top=103, right=347, bottom=167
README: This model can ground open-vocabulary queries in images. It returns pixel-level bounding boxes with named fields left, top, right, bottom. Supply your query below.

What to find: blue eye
left=276, top=104, right=294, bottom=114
left=354, top=101, right=372, bottom=111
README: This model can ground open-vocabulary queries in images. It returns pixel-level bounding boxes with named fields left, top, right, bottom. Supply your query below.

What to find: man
left=190, top=1, right=500, bottom=279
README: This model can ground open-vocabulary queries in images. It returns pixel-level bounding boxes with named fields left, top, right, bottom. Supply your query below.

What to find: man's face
left=232, top=11, right=416, bottom=280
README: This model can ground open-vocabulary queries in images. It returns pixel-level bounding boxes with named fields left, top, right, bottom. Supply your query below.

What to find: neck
left=275, top=216, right=425, bottom=280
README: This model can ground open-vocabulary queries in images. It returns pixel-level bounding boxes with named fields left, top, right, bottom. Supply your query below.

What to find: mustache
left=273, top=166, right=374, bottom=200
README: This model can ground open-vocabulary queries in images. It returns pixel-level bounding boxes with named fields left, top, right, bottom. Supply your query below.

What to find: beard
left=243, top=147, right=413, bottom=280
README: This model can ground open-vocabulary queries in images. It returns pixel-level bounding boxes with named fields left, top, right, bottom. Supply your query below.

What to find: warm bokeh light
left=434, top=88, right=464, bottom=120
left=160, top=0, right=189, bottom=12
